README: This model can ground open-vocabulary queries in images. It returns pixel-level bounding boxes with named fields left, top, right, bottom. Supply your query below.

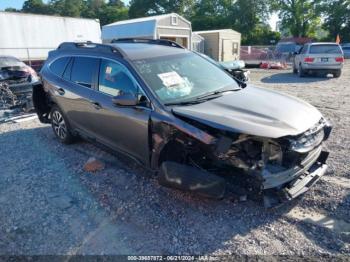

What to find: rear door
left=55, top=56, right=100, bottom=136
left=88, top=58, right=151, bottom=164
left=308, top=44, right=343, bottom=65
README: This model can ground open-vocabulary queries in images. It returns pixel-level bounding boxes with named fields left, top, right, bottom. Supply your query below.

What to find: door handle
left=57, top=88, right=65, bottom=95
left=91, top=101, right=102, bottom=110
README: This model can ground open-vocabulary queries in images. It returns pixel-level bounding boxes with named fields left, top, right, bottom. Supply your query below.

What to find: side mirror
left=112, top=92, right=138, bottom=106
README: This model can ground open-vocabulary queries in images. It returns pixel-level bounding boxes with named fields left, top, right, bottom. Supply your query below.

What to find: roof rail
left=111, top=38, right=184, bottom=49
left=57, top=42, right=123, bottom=56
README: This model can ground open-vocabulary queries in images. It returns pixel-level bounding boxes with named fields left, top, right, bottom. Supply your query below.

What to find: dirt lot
left=0, top=63, right=349, bottom=256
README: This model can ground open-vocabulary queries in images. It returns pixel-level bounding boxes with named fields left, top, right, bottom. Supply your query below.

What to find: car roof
left=109, top=42, right=190, bottom=61
left=309, top=42, right=340, bottom=46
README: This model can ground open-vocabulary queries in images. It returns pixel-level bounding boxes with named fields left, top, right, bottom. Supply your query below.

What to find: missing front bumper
left=263, top=151, right=329, bottom=208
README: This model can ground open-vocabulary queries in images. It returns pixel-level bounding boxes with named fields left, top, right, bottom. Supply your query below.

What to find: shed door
left=222, top=39, right=237, bottom=61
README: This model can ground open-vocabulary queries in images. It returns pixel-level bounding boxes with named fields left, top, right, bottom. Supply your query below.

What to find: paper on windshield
left=158, top=71, right=185, bottom=88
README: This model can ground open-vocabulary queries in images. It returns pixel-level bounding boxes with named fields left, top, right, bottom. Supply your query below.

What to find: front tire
left=50, top=105, right=75, bottom=144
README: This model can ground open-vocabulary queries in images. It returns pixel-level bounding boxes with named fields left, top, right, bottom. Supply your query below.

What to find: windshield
left=310, top=45, right=342, bottom=54
left=132, top=52, right=240, bottom=104
left=276, top=43, right=298, bottom=53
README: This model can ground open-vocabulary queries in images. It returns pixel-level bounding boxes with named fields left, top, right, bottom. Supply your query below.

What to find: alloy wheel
left=52, top=110, right=67, bottom=140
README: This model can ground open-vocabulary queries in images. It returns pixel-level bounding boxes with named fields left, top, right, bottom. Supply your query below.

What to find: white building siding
left=0, top=12, right=101, bottom=60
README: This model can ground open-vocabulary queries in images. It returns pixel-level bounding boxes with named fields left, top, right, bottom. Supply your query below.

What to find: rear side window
left=71, top=57, right=99, bottom=88
left=309, top=45, right=342, bottom=54
left=50, top=57, right=70, bottom=77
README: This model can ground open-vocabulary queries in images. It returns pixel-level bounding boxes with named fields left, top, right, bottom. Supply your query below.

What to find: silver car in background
left=293, top=43, right=344, bottom=78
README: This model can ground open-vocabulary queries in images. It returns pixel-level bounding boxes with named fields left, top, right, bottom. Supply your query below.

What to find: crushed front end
left=163, top=116, right=332, bottom=208
left=210, top=117, right=332, bottom=207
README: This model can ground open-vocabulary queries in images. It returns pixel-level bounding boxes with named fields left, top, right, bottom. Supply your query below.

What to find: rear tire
left=298, top=65, right=305, bottom=77
left=50, top=105, right=75, bottom=144
left=333, top=70, right=342, bottom=78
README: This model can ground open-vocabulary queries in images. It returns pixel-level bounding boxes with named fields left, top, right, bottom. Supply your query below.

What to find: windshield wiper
left=164, top=88, right=241, bottom=106
left=164, top=100, right=204, bottom=106
left=195, top=88, right=240, bottom=100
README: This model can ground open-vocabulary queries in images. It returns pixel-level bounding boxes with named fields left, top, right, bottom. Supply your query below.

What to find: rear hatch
left=308, top=44, right=344, bottom=65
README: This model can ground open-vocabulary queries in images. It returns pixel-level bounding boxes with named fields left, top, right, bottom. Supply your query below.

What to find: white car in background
left=293, top=43, right=344, bottom=78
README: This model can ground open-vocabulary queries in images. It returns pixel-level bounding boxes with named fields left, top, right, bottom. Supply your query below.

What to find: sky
left=0, top=0, right=278, bottom=30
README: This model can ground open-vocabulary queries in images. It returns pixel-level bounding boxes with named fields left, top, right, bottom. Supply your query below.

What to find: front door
left=88, top=59, right=151, bottom=164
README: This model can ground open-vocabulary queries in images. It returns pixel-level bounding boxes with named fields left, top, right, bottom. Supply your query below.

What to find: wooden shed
left=195, top=29, right=241, bottom=61
left=102, top=13, right=192, bottom=49
left=191, top=33, right=205, bottom=53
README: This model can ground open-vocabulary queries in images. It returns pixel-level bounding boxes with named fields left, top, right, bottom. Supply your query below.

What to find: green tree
left=128, top=0, right=195, bottom=18
left=272, top=0, right=322, bottom=37
left=321, top=0, right=350, bottom=42
left=50, top=0, right=85, bottom=17
left=22, top=0, right=47, bottom=14
left=4, top=8, right=20, bottom=12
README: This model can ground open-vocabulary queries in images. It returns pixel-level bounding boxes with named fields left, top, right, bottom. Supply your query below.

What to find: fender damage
left=150, top=107, right=332, bottom=208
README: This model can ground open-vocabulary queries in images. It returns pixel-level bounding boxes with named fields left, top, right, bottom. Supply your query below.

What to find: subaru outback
left=33, top=40, right=332, bottom=207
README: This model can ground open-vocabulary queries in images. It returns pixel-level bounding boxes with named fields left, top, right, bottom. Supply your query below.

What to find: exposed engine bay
left=156, top=115, right=332, bottom=208
left=0, top=82, right=33, bottom=111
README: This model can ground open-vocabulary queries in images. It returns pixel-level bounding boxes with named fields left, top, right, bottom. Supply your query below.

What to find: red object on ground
left=259, top=61, right=287, bottom=69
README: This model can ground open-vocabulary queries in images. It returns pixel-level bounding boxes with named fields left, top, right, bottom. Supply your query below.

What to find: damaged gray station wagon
left=33, top=40, right=332, bottom=207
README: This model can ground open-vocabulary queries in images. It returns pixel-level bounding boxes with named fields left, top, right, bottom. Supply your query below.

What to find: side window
left=98, top=60, right=138, bottom=96
left=63, top=58, right=73, bottom=80
left=50, top=57, right=70, bottom=77
left=71, top=57, right=99, bottom=88
left=301, top=45, right=308, bottom=54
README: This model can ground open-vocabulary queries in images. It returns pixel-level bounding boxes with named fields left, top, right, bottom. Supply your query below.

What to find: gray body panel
left=172, top=86, right=322, bottom=138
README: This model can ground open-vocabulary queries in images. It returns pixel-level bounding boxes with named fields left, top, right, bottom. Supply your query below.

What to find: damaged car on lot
left=33, top=40, right=332, bottom=207
left=0, top=56, right=39, bottom=110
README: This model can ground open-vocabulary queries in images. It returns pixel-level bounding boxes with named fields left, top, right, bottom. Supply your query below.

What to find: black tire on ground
left=298, top=65, right=305, bottom=77
left=333, top=70, right=342, bottom=78
left=50, top=105, right=76, bottom=144
left=293, top=65, right=298, bottom=74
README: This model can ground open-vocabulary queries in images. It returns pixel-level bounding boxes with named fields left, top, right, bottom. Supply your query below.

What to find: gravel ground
left=0, top=62, right=349, bottom=256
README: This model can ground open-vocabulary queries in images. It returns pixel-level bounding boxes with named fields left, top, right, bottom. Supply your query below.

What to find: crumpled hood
left=172, top=86, right=322, bottom=138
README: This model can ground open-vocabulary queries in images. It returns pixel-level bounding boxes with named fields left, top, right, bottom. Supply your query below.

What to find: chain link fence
left=240, top=45, right=294, bottom=68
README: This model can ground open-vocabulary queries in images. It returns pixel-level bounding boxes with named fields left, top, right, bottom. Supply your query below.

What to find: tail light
left=335, top=57, right=344, bottom=63
left=304, top=57, right=314, bottom=63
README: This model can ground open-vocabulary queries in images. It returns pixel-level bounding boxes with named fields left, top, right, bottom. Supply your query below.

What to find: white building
left=102, top=13, right=192, bottom=49
left=195, top=29, right=241, bottom=61
left=191, top=33, right=204, bottom=53
left=0, top=11, right=101, bottom=61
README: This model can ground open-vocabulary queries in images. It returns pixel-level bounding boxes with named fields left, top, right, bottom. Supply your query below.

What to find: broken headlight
left=289, top=118, right=329, bottom=153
